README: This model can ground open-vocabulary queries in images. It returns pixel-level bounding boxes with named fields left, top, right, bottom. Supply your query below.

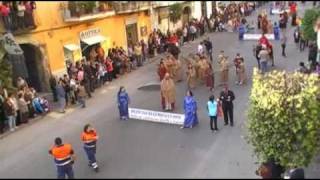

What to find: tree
left=169, top=3, right=183, bottom=24
left=0, top=56, right=14, bottom=92
left=246, top=69, right=320, bottom=169
left=302, top=8, right=320, bottom=41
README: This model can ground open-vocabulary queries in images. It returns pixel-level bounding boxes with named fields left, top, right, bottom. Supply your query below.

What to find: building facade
left=0, top=1, right=152, bottom=92
left=0, top=1, right=215, bottom=92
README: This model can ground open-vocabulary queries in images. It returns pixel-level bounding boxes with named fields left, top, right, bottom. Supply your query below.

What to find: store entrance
left=126, top=23, right=139, bottom=47
left=19, top=43, right=49, bottom=92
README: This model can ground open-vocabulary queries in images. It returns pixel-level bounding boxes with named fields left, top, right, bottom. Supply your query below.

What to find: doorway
left=182, top=6, right=191, bottom=26
left=201, top=1, right=207, bottom=18
left=126, top=23, right=139, bottom=47
left=19, top=44, right=48, bottom=92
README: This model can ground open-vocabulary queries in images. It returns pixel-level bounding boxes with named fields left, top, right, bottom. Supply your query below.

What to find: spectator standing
left=183, top=25, right=189, bottom=44
left=0, top=91, right=5, bottom=134
left=17, top=92, right=29, bottom=124
left=204, top=38, right=213, bottom=61
left=134, top=43, right=143, bottom=67
left=77, top=81, right=86, bottom=108
left=281, top=35, right=287, bottom=57
left=293, top=27, right=300, bottom=48
left=17, top=1, right=26, bottom=29
left=207, top=95, right=218, bottom=132
left=1, top=2, right=11, bottom=31
left=56, top=80, right=66, bottom=113
left=258, top=45, right=269, bottom=74
left=49, top=75, right=58, bottom=102
left=190, top=24, right=197, bottom=41
left=4, top=93, right=17, bottom=132
left=299, top=33, right=306, bottom=52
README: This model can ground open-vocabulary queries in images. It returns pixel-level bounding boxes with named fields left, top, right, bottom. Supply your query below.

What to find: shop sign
left=80, top=28, right=101, bottom=40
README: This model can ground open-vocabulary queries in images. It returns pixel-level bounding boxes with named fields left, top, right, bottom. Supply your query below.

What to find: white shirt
left=183, top=27, right=188, bottom=37
left=198, top=44, right=204, bottom=54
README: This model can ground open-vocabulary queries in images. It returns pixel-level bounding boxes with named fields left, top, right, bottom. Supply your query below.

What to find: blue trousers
left=261, top=61, right=268, bottom=74
left=57, top=163, right=74, bottom=179
left=84, top=147, right=97, bottom=168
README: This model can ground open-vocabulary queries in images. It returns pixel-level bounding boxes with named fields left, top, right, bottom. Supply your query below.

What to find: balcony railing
left=112, top=1, right=151, bottom=14
left=62, top=1, right=116, bottom=22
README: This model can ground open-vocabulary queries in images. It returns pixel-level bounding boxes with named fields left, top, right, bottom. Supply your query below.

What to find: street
left=0, top=2, right=319, bottom=178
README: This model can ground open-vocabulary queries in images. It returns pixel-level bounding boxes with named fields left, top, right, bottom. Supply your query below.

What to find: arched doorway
left=19, top=43, right=49, bottom=92
left=182, top=6, right=192, bottom=26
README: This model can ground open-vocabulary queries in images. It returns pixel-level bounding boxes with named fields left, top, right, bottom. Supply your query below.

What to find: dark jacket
left=56, top=84, right=66, bottom=99
left=0, top=96, right=6, bottom=122
left=219, top=90, right=235, bottom=108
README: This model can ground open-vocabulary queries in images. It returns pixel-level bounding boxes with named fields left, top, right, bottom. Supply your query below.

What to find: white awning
left=81, top=35, right=106, bottom=46
left=64, top=44, right=80, bottom=51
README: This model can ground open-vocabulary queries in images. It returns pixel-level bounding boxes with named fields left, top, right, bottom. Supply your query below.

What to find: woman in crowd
left=173, top=57, right=183, bottom=82
left=157, top=60, right=167, bottom=81
left=186, top=63, right=197, bottom=89
left=160, top=73, right=176, bottom=111
left=117, top=86, right=130, bottom=120
left=4, top=93, right=17, bottom=132
left=181, top=90, right=198, bottom=129
left=17, top=92, right=29, bottom=124
left=237, top=58, right=247, bottom=85
left=207, top=95, right=218, bottom=132
left=205, top=62, right=214, bottom=91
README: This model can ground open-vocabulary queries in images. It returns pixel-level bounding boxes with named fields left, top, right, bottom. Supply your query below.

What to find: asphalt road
left=0, top=2, right=319, bottom=178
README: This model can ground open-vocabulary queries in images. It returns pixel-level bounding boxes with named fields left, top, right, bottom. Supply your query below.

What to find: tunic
left=173, top=59, right=183, bottom=82
left=186, top=67, right=197, bottom=89
left=160, top=78, right=176, bottom=104
left=183, top=96, right=198, bottom=128
left=117, top=92, right=130, bottom=119
left=158, top=66, right=167, bottom=81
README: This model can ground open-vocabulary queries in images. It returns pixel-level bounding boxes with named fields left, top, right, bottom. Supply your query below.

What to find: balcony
left=112, top=1, right=151, bottom=14
left=62, top=1, right=116, bottom=23
left=0, top=2, right=37, bottom=34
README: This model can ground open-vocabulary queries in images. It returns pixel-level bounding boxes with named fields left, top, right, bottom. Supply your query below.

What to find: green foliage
left=0, top=56, right=14, bottom=92
left=77, top=1, right=97, bottom=13
left=302, top=8, right=320, bottom=41
left=246, top=69, right=320, bottom=169
left=169, top=3, right=183, bottom=24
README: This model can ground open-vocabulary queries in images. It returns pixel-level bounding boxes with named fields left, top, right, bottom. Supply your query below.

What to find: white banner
left=243, top=34, right=274, bottom=40
left=271, top=9, right=290, bottom=14
left=129, top=108, right=184, bottom=125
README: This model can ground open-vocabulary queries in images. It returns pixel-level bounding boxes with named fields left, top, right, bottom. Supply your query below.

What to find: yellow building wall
left=1, top=2, right=151, bottom=76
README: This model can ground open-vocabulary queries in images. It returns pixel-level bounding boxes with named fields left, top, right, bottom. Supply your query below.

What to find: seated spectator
left=298, top=62, right=309, bottom=74
left=32, top=96, right=44, bottom=114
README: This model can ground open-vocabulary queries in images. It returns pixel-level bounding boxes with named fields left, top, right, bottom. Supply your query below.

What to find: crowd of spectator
left=0, top=77, right=49, bottom=134
left=0, top=1, right=36, bottom=32
left=49, top=41, right=152, bottom=113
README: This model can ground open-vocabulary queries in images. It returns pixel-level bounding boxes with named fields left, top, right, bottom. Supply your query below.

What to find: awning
left=64, top=44, right=80, bottom=51
left=81, top=35, right=106, bottom=46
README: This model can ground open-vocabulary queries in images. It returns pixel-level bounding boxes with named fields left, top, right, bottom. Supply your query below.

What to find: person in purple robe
left=117, top=86, right=130, bottom=120
left=181, top=90, right=198, bottom=129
